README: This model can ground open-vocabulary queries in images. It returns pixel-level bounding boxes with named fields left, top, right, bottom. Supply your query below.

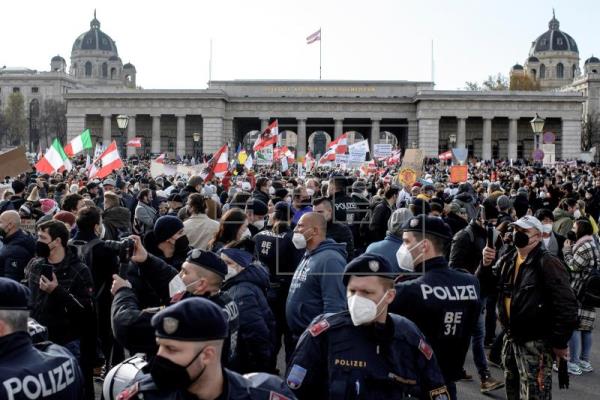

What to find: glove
left=558, top=358, right=569, bottom=389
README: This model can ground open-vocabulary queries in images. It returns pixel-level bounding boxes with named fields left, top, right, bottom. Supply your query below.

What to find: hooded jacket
left=365, top=233, right=403, bottom=272
left=223, top=262, right=276, bottom=373
left=103, top=206, right=132, bottom=240
left=552, top=207, right=574, bottom=238
left=286, top=239, right=347, bottom=336
left=453, top=192, right=477, bottom=221
left=0, top=229, right=35, bottom=281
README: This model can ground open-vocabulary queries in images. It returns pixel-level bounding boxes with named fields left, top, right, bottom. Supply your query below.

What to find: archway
left=242, top=130, right=260, bottom=151
left=345, top=131, right=365, bottom=145
left=380, top=131, right=399, bottom=148
left=308, top=131, right=332, bottom=158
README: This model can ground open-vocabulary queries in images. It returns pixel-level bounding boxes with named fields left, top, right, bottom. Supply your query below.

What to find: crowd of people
left=0, top=154, right=598, bottom=399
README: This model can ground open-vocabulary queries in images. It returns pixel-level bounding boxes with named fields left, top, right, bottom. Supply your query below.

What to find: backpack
left=576, top=242, right=600, bottom=308
left=68, top=238, right=103, bottom=273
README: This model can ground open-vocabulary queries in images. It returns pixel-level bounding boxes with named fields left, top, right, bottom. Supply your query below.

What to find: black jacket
left=369, top=200, right=393, bottom=242
left=222, top=263, right=276, bottom=373
left=476, top=244, right=578, bottom=348
left=252, top=189, right=270, bottom=206
left=326, top=221, right=355, bottom=260
left=0, top=229, right=35, bottom=282
left=443, top=212, right=468, bottom=236
left=449, top=221, right=487, bottom=275
left=103, top=206, right=132, bottom=240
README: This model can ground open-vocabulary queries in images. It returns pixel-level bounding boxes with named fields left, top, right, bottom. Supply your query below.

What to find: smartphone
left=486, top=223, right=494, bottom=248
left=40, top=264, right=53, bottom=280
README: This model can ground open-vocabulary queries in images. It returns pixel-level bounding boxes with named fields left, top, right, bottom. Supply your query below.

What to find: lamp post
left=193, top=132, right=200, bottom=162
left=530, top=113, right=545, bottom=150
left=116, top=114, right=129, bottom=157
left=412, top=140, right=417, bottom=149
left=449, top=133, right=457, bottom=149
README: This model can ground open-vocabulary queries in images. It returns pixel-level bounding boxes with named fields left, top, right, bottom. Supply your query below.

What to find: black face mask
left=149, top=349, right=205, bottom=390
left=36, top=241, right=51, bottom=258
left=513, top=231, right=531, bottom=249
left=174, top=236, right=190, bottom=254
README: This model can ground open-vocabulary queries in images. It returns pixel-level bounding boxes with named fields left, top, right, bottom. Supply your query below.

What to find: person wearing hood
left=286, top=212, right=347, bottom=350
left=312, top=197, right=354, bottom=260
left=444, top=201, right=469, bottom=236
left=553, top=197, right=578, bottom=237
left=0, top=210, right=35, bottom=282
left=453, top=182, right=478, bottom=221
left=365, top=208, right=413, bottom=272
left=102, top=191, right=132, bottom=240
left=143, top=216, right=191, bottom=271
left=221, top=245, right=276, bottom=373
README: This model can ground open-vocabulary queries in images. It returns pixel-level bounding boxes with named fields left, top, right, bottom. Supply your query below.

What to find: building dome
left=585, top=56, right=600, bottom=65
left=109, top=55, right=121, bottom=61
left=123, top=62, right=135, bottom=70
left=51, top=55, right=65, bottom=62
left=530, top=12, right=578, bottom=54
left=512, top=63, right=524, bottom=70
left=71, top=11, right=118, bottom=55
left=527, top=56, right=539, bottom=63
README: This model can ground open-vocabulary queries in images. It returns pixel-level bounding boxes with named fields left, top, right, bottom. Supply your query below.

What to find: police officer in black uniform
left=285, top=253, right=450, bottom=400
left=114, top=297, right=296, bottom=400
left=0, top=277, right=84, bottom=399
left=389, top=215, right=481, bottom=400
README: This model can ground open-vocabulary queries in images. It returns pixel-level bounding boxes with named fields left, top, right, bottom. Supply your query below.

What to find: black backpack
left=576, top=242, right=600, bottom=308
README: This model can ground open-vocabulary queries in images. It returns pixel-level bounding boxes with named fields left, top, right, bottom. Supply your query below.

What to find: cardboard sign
left=374, top=143, right=393, bottom=158
left=397, top=167, right=418, bottom=187
left=450, top=165, right=468, bottom=183
left=348, top=152, right=365, bottom=167
left=349, top=139, right=370, bottom=155
left=542, top=144, right=555, bottom=166
left=0, top=146, right=32, bottom=178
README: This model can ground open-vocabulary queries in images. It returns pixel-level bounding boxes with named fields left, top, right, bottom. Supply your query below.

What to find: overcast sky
left=3, top=0, right=598, bottom=90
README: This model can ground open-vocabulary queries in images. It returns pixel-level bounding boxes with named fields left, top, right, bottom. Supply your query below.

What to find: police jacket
left=222, top=263, right=277, bottom=373
left=329, top=192, right=357, bottom=224
left=27, top=247, right=96, bottom=346
left=0, top=229, right=35, bottom=282
left=476, top=244, right=578, bottom=349
left=117, top=367, right=296, bottom=400
left=389, top=256, right=481, bottom=383
left=285, top=311, right=449, bottom=400
left=0, top=331, right=84, bottom=399
left=254, top=228, right=303, bottom=279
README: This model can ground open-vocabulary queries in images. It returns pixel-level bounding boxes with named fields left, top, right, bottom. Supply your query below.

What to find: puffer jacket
left=223, top=262, right=276, bottom=373
left=477, top=243, right=578, bottom=349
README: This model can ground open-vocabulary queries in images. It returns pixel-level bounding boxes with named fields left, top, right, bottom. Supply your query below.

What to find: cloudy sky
left=2, top=0, right=597, bottom=90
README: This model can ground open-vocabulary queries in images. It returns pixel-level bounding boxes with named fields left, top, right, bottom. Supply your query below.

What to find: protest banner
left=256, top=146, right=274, bottom=165
left=450, top=165, right=468, bottom=183
left=373, top=143, right=392, bottom=158
left=0, top=146, right=32, bottom=177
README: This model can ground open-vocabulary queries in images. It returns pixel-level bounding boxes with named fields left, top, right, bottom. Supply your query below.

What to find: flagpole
left=319, top=27, right=322, bottom=80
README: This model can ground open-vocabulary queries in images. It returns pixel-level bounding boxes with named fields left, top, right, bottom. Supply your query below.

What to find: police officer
left=286, top=253, right=450, bottom=399
left=112, top=297, right=296, bottom=400
left=0, top=277, right=84, bottom=399
left=389, top=215, right=481, bottom=400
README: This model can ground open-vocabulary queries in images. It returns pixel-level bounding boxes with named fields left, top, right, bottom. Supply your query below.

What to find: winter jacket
left=552, top=208, right=574, bottom=238
left=183, top=213, right=220, bottom=250
left=453, top=192, right=477, bottom=221
left=444, top=212, right=468, bottom=236
left=0, top=229, right=35, bottom=281
left=369, top=200, right=393, bottom=242
left=103, top=206, right=132, bottom=240
left=476, top=243, right=578, bottom=349
left=134, top=201, right=157, bottom=235
left=292, top=205, right=313, bottom=226
left=326, top=221, right=354, bottom=260
left=252, top=189, right=270, bottom=207
left=223, top=263, right=276, bottom=373
left=449, top=221, right=487, bottom=275
left=365, top=233, right=403, bottom=272
left=286, top=239, right=347, bottom=336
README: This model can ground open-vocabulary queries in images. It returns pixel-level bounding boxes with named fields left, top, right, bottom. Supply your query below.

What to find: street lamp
left=116, top=114, right=129, bottom=157
left=449, top=133, right=457, bottom=149
left=412, top=140, right=418, bottom=149
left=193, top=132, right=200, bottom=162
left=530, top=113, right=545, bottom=150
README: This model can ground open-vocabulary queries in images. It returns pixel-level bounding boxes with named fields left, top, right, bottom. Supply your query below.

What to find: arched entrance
left=280, top=130, right=298, bottom=152
left=346, top=131, right=365, bottom=145
left=242, top=130, right=260, bottom=151
left=379, top=131, right=399, bottom=147
left=308, top=131, right=332, bottom=158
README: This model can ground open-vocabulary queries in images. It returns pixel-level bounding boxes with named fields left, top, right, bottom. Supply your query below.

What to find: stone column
left=297, top=118, right=307, bottom=159
left=176, top=115, right=186, bottom=158
left=334, top=119, right=343, bottom=139
left=151, top=115, right=161, bottom=154
left=203, top=117, right=224, bottom=154
left=370, top=118, right=381, bottom=156
left=126, top=116, right=136, bottom=158
left=418, top=118, right=439, bottom=157
left=102, top=115, right=112, bottom=146
left=66, top=115, right=86, bottom=142
left=508, top=118, right=518, bottom=161
left=260, top=118, right=269, bottom=132
left=482, top=118, right=492, bottom=160
left=407, top=119, right=418, bottom=150
left=561, top=118, right=582, bottom=160
left=457, top=117, right=467, bottom=148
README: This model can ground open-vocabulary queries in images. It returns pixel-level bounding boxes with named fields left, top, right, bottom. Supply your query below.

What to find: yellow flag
left=238, top=150, right=248, bottom=164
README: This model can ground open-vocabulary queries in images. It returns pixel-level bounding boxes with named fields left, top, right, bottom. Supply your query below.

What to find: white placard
left=542, top=144, right=555, bottom=166
left=374, top=143, right=393, bottom=158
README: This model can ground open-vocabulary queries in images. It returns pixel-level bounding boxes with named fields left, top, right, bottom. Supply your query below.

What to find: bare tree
left=39, top=99, right=67, bottom=148
left=464, top=73, right=509, bottom=91
left=582, top=111, right=600, bottom=153
left=3, top=92, right=27, bottom=147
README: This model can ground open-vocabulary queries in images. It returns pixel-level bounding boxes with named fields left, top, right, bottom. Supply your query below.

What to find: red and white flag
left=304, top=151, right=315, bottom=170
left=439, top=150, right=453, bottom=161
left=201, top=144, right=229, bottom=181
left=318, top=148, right=336, bottom=164
left=155, top=153, right=166, bottom=164
left=89, top=141, right=123, bottom=179
left=386, top=150, right=401, bottom=166
left=253, top=120, right=279, bottom=151
left=306, top=29, right=321, bottom=44
left=328, top=132, right=348, bottom=155
left=126, top=137, right=142, bottom=148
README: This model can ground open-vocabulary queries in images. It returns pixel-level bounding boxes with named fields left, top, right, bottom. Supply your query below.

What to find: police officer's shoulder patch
left=309, top=319, right=330, bottom=337
left=116, top=382, right=139, bottom=400
left=287, top=364, right=307, bottom=389
left=429, top=386, right=450, bottom=400
left=418, top=338, right=433, bottom=360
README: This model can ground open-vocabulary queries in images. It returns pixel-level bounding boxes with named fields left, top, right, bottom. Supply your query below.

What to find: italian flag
left=89, top=141, right=123, bottom=179
left=64, top=129, right=93, bottom=157
left=35, top=139, right=72, bottom=174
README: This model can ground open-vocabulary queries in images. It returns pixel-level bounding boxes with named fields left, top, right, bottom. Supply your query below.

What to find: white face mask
left=542, top=237, right=551, bottom=247
left=269, top=187, right=275, bottom=195
left=574, top=210, right=582, bottom=219
left=253, top=219, right=265, bottom=230
left=395, top=241, right=424, bottom=272
left=542, top=223, right=553, bottom=234
left=168, top=275, right=200, bottom=298
left=347, top=292, right=388, bottom=326
left=225, top=266, right=239, bottom=281
left=292, top=232, right=307, bottom=249
left=306, top=188, right=315, bottom=197
left=240, top=228, right=252, bottom=239
left=539, top=191, right=546, bottom=199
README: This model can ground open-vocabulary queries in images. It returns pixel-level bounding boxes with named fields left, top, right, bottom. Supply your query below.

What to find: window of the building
left=111, top=68, right=117, bottom=79
left=540, top=64, right=546, bottom=78
left=557, top=63, right=564, bottom=79
left=85, top=61, right=92, bottom=77
left=531, top=69, right=537, bottom=79
left=572, top=64, right=577, bottom=78
left=31, top=87, right=39, bottom=93
left=12, top=87, right=20, bottom=93
left=102, top=63, right=108, bottom=78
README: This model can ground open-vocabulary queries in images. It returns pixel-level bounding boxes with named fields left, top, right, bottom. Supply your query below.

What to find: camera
left=104, top=238, right=135, bottom=262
